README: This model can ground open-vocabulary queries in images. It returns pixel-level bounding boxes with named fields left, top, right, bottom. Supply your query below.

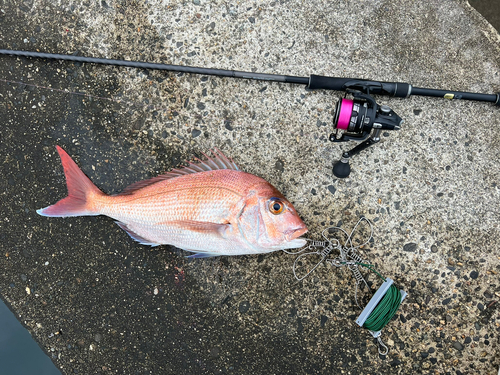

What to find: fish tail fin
left=37, top=146, right=105, bottom=217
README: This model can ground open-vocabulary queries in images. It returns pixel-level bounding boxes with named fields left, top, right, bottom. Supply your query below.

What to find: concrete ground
left=0, top=0, right=499, bottom=374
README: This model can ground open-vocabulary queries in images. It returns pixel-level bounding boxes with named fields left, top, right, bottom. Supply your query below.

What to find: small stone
left=320, top=315, right=328, bottom=327
left=421, top=352, right=429, bottom=359
left=193, top=0, right=200, bottom=4
left=390, top=359, right=401, bottom=366
left=470, top=270, right=479, bottom=279
left=191, top=129, right=201, bottom=138
left=453, top=342, right=464, bottom=350
left=327, top=185, right=336, bottom=195
left=274, top=159, right=284, bottom=173
left=239, top=301, right=250, bottom=314
left=94, top=333, right=103, bottom=342
left=442, top=298, right=451, bottom=305
left=403, top=243, right=417, bottom=252
left=20, top=274, right=27, bottom=282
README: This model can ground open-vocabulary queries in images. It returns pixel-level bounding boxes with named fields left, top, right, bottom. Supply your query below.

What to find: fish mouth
left=285, top=227, right=308, bottom=242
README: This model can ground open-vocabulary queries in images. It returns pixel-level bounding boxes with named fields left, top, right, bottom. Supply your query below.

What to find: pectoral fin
left=156, top=220, right=232, bottom=238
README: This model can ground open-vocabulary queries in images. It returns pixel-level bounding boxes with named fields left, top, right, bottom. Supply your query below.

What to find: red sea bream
left=37, top=146, right=308, bottom=257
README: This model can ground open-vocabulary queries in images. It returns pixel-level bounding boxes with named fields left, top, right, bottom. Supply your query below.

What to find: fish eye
left=269, top=198, right=284, bottom=215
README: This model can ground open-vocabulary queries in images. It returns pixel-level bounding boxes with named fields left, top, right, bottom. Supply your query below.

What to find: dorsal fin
left=117, top=148, right=239, bottom=195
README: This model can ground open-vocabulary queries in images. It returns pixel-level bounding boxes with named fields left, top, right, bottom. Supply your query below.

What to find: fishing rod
left=1, top=49, right=499, bottom=178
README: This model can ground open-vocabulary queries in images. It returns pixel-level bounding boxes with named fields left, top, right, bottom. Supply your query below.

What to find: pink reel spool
left=336, top=98, right=354, bottom=130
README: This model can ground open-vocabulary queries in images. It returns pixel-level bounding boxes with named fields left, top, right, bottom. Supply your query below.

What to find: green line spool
left=355, top=278, right=407, bottom=338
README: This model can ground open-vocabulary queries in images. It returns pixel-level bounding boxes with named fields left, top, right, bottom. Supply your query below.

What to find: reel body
left=330, top=91, right=403, bottom=178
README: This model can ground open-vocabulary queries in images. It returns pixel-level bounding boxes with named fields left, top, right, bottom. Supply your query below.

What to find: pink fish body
left=37, top=146, right=308, bottom=257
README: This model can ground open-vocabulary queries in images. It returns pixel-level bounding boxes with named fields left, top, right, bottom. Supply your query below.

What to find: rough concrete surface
left=0, top=0, right=499, bottom=374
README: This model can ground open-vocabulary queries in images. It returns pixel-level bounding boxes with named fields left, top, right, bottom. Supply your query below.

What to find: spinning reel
left=330, top=90, right=403, bottom=178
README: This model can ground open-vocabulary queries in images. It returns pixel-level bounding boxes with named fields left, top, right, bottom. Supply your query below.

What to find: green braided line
left=343, top=262, right=402, bottom=332
left=362, top=284, right=402, bottom=332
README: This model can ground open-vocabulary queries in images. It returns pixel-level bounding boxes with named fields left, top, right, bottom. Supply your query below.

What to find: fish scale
left=106, top=183, right=238, bottom=223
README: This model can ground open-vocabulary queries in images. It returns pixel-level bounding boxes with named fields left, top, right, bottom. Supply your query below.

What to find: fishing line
left=284, top=217, right=407, bottom=355
left=361, top=283, right=402, bottom=332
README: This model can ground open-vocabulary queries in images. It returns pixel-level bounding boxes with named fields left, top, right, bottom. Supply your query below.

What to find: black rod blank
left=0, top=49, right=309, bottom=85
left=411, top=86, right=498, bottom=103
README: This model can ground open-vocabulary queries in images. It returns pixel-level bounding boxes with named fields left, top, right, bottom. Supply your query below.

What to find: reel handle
left=332, top=133, right=381, bottom=178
